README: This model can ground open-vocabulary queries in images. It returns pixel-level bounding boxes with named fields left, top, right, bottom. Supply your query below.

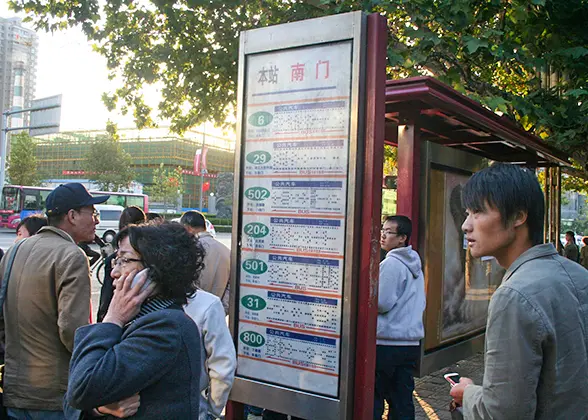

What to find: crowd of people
left=0, top=163, right=586, bottom=420
left=0, top=183, right=236, bottom=420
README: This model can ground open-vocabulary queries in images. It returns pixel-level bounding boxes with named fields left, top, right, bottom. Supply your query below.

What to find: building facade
left=33, top=127, right=235, bottom=210
left=0, top=17, right=38, bottom=126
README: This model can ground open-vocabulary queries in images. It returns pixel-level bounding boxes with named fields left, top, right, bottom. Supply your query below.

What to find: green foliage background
left=9, top=0, right=588, bottom=182
left=7, top=132, right=42, bottom=186
left=84, top=135, right=135, bottom=191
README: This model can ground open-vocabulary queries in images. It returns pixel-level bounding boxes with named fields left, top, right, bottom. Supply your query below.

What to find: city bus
left=0, top=185, right=148, bottom=229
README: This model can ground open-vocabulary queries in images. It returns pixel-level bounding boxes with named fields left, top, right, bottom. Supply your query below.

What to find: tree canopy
left=84, top=134, right=135, bottom=191
left=7, top=132, right=42, bottom=186
left=149, top=163, right=183, bottom=210
left=10, top=0, right=588, bottom=172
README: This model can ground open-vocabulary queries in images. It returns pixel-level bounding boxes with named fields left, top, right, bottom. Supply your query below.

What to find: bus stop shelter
left=380, top=76, right=572, bottom=373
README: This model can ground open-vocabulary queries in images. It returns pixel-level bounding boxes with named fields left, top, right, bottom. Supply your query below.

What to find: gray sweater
left=377, top=246, right=426, bottom=346
left=463, top=244, right=588, bottom=419
left=66, top=306, right=201, bottom=419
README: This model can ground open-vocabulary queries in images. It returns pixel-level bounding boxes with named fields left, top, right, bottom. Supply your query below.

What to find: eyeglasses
left=75, top=209, right=99, bottom=219
left=380, top=229, right=399, bottom=236
left=112, top=256, right=143, bottom=267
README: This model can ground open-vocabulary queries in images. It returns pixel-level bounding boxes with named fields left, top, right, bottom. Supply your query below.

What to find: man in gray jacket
left=374, top=215, right=426, bottom=420
left=450, top=164, right=588, bottom=418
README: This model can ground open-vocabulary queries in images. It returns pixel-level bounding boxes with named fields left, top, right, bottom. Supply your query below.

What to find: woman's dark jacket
left=66, top=305, right=201, bottom=419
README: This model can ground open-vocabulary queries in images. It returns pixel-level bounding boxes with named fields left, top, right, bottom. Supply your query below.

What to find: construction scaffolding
left=33, top=127, right=235, bottom=209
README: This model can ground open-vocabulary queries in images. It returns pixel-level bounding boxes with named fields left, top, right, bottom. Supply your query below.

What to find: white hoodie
left=184, top=290, right=236, bottom=419
left=377, top=245, right=426, bottom=346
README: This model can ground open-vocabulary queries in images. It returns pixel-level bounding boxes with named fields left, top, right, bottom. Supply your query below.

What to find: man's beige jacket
left=0, top=227, right=91, bottom=411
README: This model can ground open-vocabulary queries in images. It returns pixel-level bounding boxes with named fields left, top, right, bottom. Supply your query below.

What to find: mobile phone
left=444, top=373, right=461, bottom=387
left=130, top=268, right=152, bottom=292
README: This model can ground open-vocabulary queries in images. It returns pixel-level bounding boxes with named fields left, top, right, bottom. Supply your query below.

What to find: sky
left=0, top=1, right=149, bottom=131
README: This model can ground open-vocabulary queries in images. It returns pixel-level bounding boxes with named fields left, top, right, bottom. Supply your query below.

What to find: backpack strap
left=0, top=239, right=26, bottom=315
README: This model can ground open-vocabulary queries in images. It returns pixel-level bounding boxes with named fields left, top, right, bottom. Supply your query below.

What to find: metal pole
left=0, top=113, right=8, bottom=192
left=199, top=127, right=206, bottom=211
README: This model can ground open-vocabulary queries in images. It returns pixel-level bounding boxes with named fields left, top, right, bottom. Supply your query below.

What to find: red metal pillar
left=225, top=401, right=244, bottom=420
left=396, top=117, right=421, bottom=251
left=353, top=13, right=387, bottom=420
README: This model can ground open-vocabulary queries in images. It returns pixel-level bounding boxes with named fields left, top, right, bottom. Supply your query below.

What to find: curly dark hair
left=114, top=222, right=205, bottom=304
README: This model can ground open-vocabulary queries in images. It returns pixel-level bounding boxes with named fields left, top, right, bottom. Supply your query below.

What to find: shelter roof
left=384, top=77, right=571, bottom=167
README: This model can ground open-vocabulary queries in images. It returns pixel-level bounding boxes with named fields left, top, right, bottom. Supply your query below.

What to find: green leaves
left=463, top=36, right=488, bottom=54
left=10, top=0, right=588, bottom=175
left=7, top=133, right=42, bottom=186
left=149, top=163, right=184, bottom=210
left=83, top=133, right=135, bottom=192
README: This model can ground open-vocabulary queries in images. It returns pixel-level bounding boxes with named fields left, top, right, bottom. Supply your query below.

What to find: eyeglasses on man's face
left=380, top=229, right=399, bottom=236
left=112, top=256, right=143, bottom=267
left=75, top=208, right=99, bottom=219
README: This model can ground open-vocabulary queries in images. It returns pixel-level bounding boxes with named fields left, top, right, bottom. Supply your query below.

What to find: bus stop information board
left=230, top=12, right=367, bottom=419
left=237, top=41, right=352, bottom=397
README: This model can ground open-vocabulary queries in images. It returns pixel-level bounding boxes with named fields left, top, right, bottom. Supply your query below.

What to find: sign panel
left=29, top=94, right=62, bottom=136
left=237, top=41, right=352, bottom=397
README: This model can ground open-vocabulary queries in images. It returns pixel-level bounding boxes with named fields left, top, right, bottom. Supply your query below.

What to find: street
left=0, top=229, right=232, bottom=319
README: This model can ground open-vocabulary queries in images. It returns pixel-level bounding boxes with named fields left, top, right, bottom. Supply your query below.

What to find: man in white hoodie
left=374, top=215, right=426, bottom=420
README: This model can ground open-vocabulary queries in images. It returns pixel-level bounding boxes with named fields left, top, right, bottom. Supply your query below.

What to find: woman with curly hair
left=65, top=223, right=205, bottom=419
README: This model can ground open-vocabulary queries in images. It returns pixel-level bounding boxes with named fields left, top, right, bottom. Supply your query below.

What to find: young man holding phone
left=450, top=164, right=588, bottom=418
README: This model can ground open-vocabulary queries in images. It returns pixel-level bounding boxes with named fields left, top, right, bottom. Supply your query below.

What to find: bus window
left=39, top=190, right=51, bottom=209
left=1, top=187, right=20, bottom=211
left=127, top=196, right=143, bottom=208
left=23, top=188, right=43, bottom=210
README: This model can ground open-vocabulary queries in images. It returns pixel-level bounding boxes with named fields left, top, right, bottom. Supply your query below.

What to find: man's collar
left=196, top=231, right=214, bottom=239
left=37, top=226, right=77, bottom=244
left=503, top=243, right=558, bottom=283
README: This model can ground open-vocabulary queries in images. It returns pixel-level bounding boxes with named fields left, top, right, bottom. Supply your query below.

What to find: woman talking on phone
left=65, top=223, right=205, bottom=419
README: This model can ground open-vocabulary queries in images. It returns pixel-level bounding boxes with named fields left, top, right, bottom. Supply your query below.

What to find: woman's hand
left=103, top=269, right=156, bottom=327
left=96, top=394, right=140, bottom=417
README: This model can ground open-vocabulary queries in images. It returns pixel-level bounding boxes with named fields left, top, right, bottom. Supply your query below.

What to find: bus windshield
left=0, top=187, right=20, bottom=212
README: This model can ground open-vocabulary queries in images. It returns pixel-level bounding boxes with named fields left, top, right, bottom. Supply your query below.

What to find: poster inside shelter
left=439, top=170, right=505, bottom=342
left=237, top=41, right=352, bottom=397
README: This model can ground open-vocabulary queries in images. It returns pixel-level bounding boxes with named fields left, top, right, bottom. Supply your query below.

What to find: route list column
left=237, top=41, right=352, bottom=397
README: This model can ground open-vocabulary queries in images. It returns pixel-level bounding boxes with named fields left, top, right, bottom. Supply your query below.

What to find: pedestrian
left=580, top=237, right=588, bottom=270
left=0, top=183, right=107, bottom=419
left=184, top=289, right=237, bottom=420
left=14, top=214, right=47, bottom=242
left=563, top=230, right=580, bottom=262
left=374, top=215, right=426, bottom=420
left=450, top=163, right=588, bottom=418
left=66, top=222, right=205, bottom=419
left=97, top=205, right=146, bottom=322
left=180, top=211, right=231, bottom=313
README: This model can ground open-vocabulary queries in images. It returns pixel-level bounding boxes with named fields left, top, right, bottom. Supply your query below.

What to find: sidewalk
left=414, top=352, right=485, bottom=420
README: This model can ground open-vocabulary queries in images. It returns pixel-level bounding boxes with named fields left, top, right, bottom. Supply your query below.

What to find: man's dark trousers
left=374, top=345, right=420, bottom=420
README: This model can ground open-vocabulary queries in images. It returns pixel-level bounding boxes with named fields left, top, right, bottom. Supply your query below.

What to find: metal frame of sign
left=229, top=12, right=367, bottom=420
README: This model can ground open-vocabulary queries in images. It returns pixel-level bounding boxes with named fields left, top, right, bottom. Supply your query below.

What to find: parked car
left=96, top=204, right=124, bottom=243
left=171, top=217, right=217, bottom=238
